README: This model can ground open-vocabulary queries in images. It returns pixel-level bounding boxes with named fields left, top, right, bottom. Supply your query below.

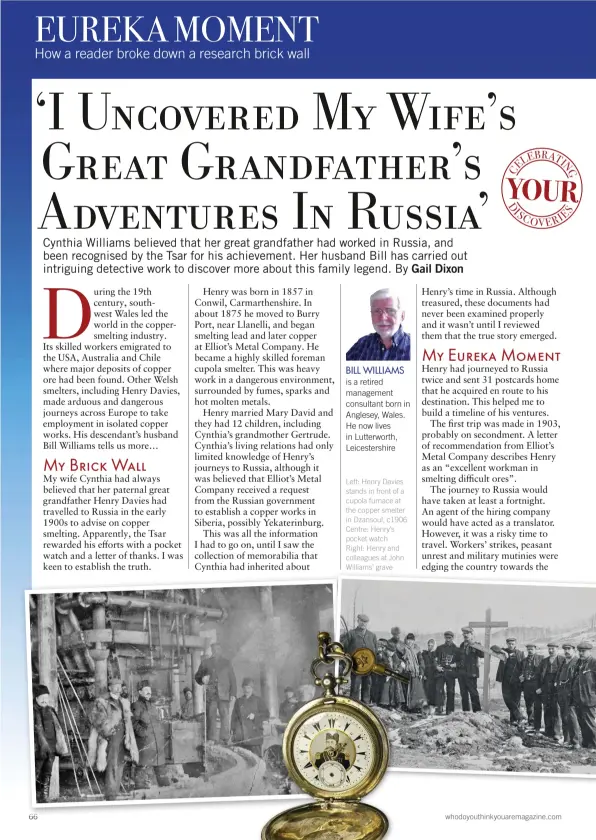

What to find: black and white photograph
left=339, top=578, right=596, bottom=777
left=27, top=582, right=334, bottom=804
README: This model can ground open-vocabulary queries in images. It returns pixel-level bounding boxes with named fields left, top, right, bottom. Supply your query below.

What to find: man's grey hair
left=370, top=288, right=401, bottom=307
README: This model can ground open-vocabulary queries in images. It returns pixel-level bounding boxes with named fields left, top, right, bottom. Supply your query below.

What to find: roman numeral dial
left=290, top=709, right=375, bottom=795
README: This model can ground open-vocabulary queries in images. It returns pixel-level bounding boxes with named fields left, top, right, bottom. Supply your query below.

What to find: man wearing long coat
left=458, top=627, right=484, bottom=713
left=421, top=639, right=439, bottom=710
left=569, top=641, right=596, bottom=750
left=32, top=684, right=69, bottom=802
left=341, top=614, right=377, bottom=704
left=495, top=638, right=524, bottom=725
left=132, top=680, right=166, bottom=788
left=195, top=642, right=237, bottom=743
left=520, top=643, right=544, bottom=732
left=88, top=676, right=138, bottom=800
left=556, top=642, right=580, bottom=747
left=231, top=677, right=269, bottom=756
left=372, top=639, right=391, bottom=705
left=536, top=642, right=565, bottom=739
left=435, top=631, right=460, bottom=714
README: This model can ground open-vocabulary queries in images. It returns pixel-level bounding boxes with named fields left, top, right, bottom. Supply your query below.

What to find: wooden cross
left=469, top=608, right=508, bottom=712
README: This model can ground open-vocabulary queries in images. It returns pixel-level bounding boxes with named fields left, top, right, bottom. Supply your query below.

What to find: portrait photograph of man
left=346, top=287, right=411, bottom=361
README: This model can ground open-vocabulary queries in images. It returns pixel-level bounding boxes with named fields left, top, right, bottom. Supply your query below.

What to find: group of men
left=342, top=616, right=485, bottom=714
left=32, top=641, right=279, bottom=802
left=494, top=637, right=596, bottom=751
left=33, top=674, right=172, bottom=801
left=340, top=616, right=596, bottom=753
left=194, top=642, right=270, bottom=756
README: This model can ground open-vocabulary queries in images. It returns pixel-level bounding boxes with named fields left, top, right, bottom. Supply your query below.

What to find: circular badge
left=352, top=647, right=376, bottom=675
left=501, top=148, right=582, bottom=229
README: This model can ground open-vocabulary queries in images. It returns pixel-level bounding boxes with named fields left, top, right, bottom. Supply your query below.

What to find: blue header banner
left=2, top=1, right=596, bottom=79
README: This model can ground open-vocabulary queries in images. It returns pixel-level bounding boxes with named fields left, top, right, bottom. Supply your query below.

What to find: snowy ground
left=373, top=705, right=596, bottom=776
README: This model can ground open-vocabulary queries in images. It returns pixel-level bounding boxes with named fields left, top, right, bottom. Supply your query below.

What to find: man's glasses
left=371, top=308, right=398, bottom=318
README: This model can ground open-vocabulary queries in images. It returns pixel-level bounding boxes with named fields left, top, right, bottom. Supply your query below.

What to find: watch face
left=284, top=698, right=387, bottom=800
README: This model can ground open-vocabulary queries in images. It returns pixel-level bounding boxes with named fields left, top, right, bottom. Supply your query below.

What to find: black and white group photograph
left=27, top=582, right=334, bottom=804
left=340, top=578, right=596, bottom=777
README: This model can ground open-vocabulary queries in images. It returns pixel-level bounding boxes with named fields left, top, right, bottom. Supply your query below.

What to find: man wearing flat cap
left=556, top=642, right=580, bottom=747
left=495, top=637, right=524, bottom=725
left=569, top=641, right=596, bottom=751
left=435, top=631, right=460, bottom=715
left=88, top=675, right=138, bottom=800
left=32, top=684, right=69, bottom=802
left=341, top=615, right=378, bottom=704
left=458, top=627, right=484, bottom=713
left=536, top=642, right=565, bottom=740
left=520, top=643, right=544, bottom=733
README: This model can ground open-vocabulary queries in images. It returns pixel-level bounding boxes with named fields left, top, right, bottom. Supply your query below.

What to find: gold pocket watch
left=262, top=633, right=390, bottom=840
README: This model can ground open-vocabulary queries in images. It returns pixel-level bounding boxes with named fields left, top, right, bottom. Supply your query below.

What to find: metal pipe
left=62, top=609, right=96, bottom=673
left=190, top=616, right=203, bottom=717
left=56, top=688, right=83, bottom=800
left=175, top=614, right=181, bottom=665
left=146, top=606, right=154, bottom=669
left=38, top=595, right=58, bottom=698
left=38, top=594, right=60, bottom=800
left=64, top=592, right=224, bottom=619
left=156, top=608, right=163, bottom=662
left=91, top=604, right=108, bottom=695
left=171, top=662, right=181, bottom=716
left=55, top=594, right=83, bottom=612
left=57, top=614, right=86, bottom=673
left=259, top=586, right=279, bottom=718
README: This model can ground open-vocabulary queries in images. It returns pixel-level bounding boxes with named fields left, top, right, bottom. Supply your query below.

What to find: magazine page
left=1, top=1, right=595, bottom=837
